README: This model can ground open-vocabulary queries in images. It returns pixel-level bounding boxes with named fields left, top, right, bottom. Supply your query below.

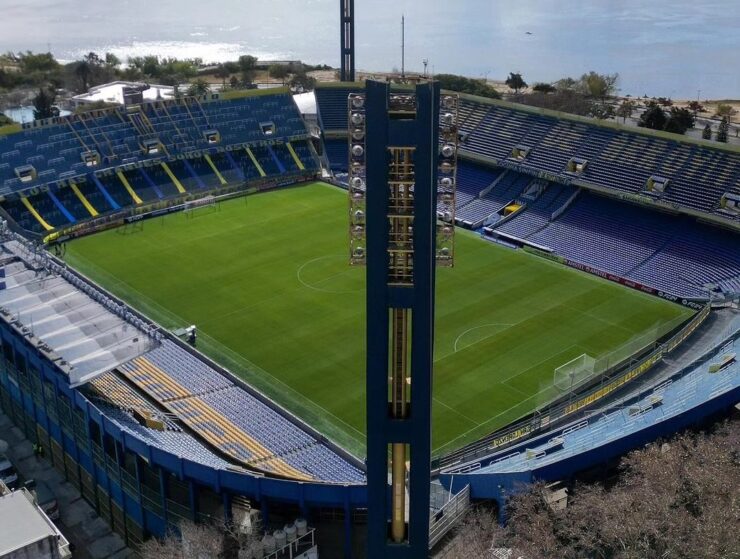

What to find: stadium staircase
left=20, top=196, right=53, bottom=231
left=204, top=154, right=228, bottom=185
left=116, top=170, right=143, bottom=205
left=160, top=161, right=188, bottom=194
left=69, top=183, right=99, bottom=217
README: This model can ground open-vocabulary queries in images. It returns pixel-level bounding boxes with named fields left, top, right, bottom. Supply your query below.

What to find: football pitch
left=64, top=182, right=692, bottom=456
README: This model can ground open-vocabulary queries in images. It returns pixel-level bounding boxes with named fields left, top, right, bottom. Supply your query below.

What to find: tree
left=580, top=71, right=619, bottom=99
left=186, top=79, right=211, bottom=97
left=638, top=102, right=667, bottom=130
left=554, top=77, right=578, bottom=91
left=505, top=72, right=527, bottom=94
left=589, top=103, right=615, bottom=120
left=73, top=60, right=92, bottom=92
left=32, top=87, right=57, bottom=120
left=716, top=116, right=729, bottom=143
left=104, top=52, right=121, bottom=69
left=664, top=107, right=695, bottom=135
left=229, top=75, right=240, bottom=89
left=616, top=99, right=636, bottom=122
left=268, top=64, right=289, bottom=85
left=433, top=74, right=501, bottom=99
left=16, top=51, right=59, bottom=74
left=443, top=421, right=740, bottom=559
left=656, top=96, right=673, bottom=107
left=518, top=89, right=593, bottom=116
left=238, top=55, right=258, bottom=85
left=532, top=82, right=556, bottom=94
left=687, top=100, right=705, bottom=116
left=214, top=64, right=230, bottom=87
left=715, top=103, right=737, bottom=122
left=702, top=122, right=712, bottom=139
left=288, top=67, right=316, bottom=92
left=140, top=512, right=262, bottom=559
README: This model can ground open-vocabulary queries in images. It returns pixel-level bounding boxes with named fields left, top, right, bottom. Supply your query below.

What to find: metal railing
left=437, top=304, right=712, bottom=470
left=263, top=528, right=316, bottom=559
left=429, top=485, right=471, bottom=548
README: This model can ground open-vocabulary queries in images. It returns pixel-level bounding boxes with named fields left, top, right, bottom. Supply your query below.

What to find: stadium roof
left=0, top=235, right=159, bottom=387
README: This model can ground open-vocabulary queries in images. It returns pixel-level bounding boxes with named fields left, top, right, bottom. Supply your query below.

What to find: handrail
left=437, top=303, right=712, bottom=470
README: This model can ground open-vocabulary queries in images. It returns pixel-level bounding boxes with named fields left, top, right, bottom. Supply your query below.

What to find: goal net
left=553, top=354, right=596, bottom=392
left=184, top=195, right=219, bottom=218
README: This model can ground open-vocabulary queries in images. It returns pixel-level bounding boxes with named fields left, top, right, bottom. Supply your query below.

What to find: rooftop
left=0, top=489, right=70, bottom=556
left=71, top=80, right=175, bottom=106
left=0, top=231, right=160, bottom=387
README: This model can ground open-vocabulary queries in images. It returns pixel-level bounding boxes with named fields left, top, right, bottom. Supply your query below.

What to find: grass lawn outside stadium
left=64, top=182, right=693, bottom=457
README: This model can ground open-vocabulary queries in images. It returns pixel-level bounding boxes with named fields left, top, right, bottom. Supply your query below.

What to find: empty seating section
left=116, top=340, right=364, bottom=483
left=97, top=403, right=231, bottom=469
left=454, top=160, right=502, bottom=209
left=629, top=226, right=740, bottom=297
left=495, top=183, right=578, bottom=239
left=287, top=140, right=318, bottom=171
left=529, top=192, right=681, bottom=275
left=323, top=138, right=348, bottom=171
left=0, top=91, right=317, bottom=232
left=456, top=99, right=739, bottom=220
left=508, top=189, right=740, bottom=298
left=315, top=87, right=356, bottom=130
left=457, top=170, right=532, bottom=224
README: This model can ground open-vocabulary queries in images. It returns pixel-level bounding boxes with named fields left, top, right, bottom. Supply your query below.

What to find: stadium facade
left=0, top=83, right=738, bottom=557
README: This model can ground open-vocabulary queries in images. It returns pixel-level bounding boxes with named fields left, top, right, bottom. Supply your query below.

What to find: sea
left=0, top=0, right=738, bottom=99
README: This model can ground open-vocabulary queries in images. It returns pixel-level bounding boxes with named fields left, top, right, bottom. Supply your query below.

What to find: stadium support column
left=340, top=0, right=355, bottom=82
left=349, top=80, right=452, bottom=557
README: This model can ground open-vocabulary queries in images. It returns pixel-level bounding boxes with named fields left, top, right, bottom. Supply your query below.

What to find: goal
left=553, top=354, right=596, bottom=392
left=184, top=195, right=220, bottom=218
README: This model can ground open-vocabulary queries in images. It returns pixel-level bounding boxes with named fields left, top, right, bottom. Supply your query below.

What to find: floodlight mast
left=340, top=0, right=355, bottom=82
left=348, top=81, right=459, bottom=556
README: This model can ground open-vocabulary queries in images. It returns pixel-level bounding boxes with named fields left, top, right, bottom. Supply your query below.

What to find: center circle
left=296, top=254, right=364, bottom=294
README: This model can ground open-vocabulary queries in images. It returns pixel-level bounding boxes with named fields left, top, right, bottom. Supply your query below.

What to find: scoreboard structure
left=348, top=80, right=459, bottom=556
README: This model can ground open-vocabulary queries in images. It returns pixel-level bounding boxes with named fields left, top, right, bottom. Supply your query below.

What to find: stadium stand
left=323, top=138, right=348, bottom=172
left=314, top=85, right=740, bottom=300
left=0, top=89, right=320, bottom=235
left=315, top=86, right=740, bottom=225
left=451, top=97, right=740, bottom=222
left=440, top=322, right=740, bottom=516
left=314, top=86, right=356, bottom=131
left=502, top=190, right=740, bottom=298
left=0, top=229, right=364, bottom=484
left=115, top=338, right=364, bottom=482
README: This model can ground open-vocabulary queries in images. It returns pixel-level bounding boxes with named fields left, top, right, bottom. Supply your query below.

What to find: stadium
left=0, top=67, right=738, bottom=557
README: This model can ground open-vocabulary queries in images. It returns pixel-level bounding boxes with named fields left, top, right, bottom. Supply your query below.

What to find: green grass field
left=64, top=182, right=692, bottom=456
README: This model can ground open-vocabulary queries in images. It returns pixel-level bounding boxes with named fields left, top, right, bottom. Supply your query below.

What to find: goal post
left=553, top=353, right=596, bottom=392
left=183, top=195, right=219, bottom=218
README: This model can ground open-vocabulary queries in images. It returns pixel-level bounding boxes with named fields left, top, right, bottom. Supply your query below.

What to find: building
left=70, top=82, right=175, bottom=109
left=0, top=486, right=71, bottom=559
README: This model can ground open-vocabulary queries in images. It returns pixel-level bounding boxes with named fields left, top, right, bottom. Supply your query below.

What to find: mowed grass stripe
left=65, top=182, right=692, bottom=456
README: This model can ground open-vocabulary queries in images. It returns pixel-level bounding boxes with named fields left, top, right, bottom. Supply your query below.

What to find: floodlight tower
left=348, top=81, right=459, bottom=556
left=340, top=0, right=355, bottom=81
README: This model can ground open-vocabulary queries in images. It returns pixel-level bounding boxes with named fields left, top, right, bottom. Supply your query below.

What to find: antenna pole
left=401, top=15, right=405, bottom=80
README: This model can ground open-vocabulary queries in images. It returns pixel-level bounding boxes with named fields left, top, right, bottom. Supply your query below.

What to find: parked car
left=0, top=453, right=18, bottom=488
left=30, top=480, right=60, bottom=520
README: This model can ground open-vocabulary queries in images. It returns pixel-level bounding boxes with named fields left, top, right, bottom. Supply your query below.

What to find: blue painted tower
left=348, top=80, right=459, bottom=557
left=340, top=0, right=355, bottom=82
